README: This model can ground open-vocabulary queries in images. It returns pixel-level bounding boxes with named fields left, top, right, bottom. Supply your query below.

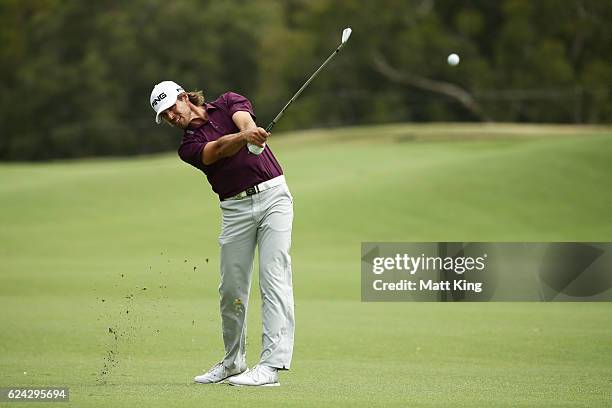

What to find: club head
left=341, top=27, right=352, bottom=44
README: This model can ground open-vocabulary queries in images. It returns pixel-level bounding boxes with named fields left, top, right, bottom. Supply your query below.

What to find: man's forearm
left=201, top=131, right=247, bottom=165
left=201, top=126, right=269, bottom=165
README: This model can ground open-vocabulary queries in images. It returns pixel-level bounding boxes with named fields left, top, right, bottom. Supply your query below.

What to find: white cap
left=150, top=80, right=185, bottom=124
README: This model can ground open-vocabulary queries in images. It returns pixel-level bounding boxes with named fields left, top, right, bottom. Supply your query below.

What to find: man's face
left=161, top=94, right=191, bottom=129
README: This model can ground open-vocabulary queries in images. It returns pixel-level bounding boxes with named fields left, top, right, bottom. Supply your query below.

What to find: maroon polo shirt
left=178, top=92, right=283, bottom=200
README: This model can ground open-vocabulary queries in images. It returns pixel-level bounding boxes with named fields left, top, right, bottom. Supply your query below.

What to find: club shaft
left=266, top=43, right=346, bottom=132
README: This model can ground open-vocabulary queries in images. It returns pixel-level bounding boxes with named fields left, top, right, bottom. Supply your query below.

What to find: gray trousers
left=218, top=182, right=294, bottom=370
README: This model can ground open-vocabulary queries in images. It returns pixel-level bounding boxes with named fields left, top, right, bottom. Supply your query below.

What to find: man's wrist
left=238, top=130, right=249, bottom=144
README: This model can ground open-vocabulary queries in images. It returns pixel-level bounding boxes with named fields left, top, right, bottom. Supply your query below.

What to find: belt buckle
left=245, top=186, right=257, bottom=196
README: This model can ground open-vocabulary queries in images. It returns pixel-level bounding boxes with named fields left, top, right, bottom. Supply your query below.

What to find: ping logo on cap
left=151, top=92, right=167, bottom=108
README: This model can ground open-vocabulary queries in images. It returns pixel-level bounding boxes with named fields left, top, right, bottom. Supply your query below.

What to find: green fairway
left=1, top=123, right=611, bottom=407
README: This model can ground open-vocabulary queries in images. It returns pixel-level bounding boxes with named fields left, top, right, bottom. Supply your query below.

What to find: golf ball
left=447, top=53, right=460, bottom=66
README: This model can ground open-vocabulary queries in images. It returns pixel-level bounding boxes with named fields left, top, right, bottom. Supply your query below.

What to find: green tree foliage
left=1, top=0, right=611, bottom=160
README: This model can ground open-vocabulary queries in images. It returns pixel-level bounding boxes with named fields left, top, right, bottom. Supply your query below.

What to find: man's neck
left=188, top=105, right=208, bottom=127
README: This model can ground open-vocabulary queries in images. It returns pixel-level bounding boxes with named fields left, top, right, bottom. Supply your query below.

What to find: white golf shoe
left=194, top=362, right=246, bottom=384
left=228, top=364, right=280, bottom=387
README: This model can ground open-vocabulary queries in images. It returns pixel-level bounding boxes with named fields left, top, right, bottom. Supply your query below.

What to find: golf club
left=248, top=27, right=352, bottom=154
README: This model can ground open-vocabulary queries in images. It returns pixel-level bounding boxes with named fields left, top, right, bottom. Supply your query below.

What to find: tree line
left=2, top=0, right=610, bottom=160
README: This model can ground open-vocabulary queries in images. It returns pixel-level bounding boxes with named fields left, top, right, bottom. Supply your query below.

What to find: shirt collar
left=204, top=102, right=218, bottom=112
left=186, top=102, right=218, bottom=131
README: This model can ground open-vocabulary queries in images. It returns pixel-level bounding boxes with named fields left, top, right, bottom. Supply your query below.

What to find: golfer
left=150, top=81, right=295, bottom=387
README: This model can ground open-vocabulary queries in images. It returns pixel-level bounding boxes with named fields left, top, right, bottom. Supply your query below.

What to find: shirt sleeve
left=223, top=92, right=256, bottom=119
left=178, top=137, right=206, bottom=169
